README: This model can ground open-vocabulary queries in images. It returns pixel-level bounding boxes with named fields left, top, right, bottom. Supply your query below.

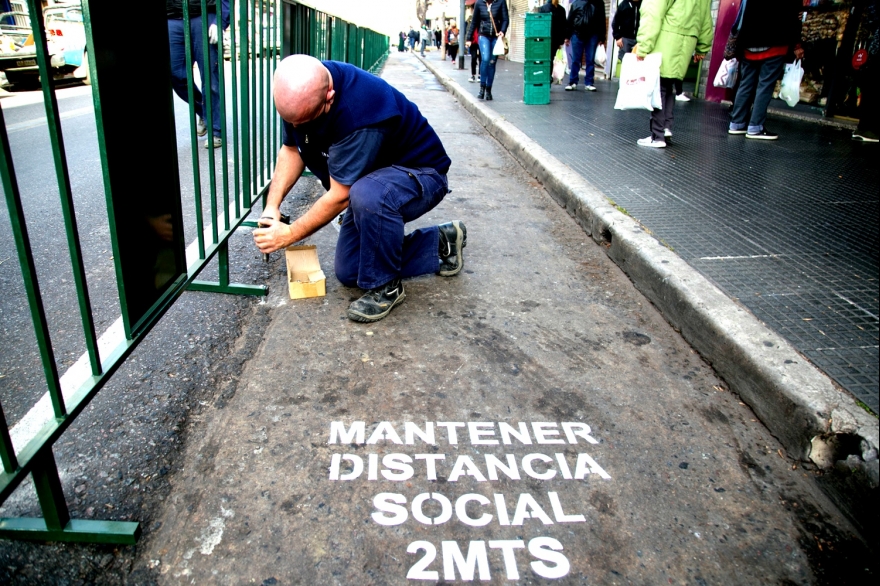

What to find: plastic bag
left=779, top=59, right=803, bottom=108
left=492, top=37, right=508, bottom=57
left=614, top=53, right=662, bottom=111
left=552, top=48, right=565, bottom=84
left=713, top=58, right=738, bottom=89
left=594, top=43, right=606, bottom=67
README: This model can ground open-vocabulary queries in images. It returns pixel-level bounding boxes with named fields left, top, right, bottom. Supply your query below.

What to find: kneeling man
left=254, top=55, right=466, bottom=323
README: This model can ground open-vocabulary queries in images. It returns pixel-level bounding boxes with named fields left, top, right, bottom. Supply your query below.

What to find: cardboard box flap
left=285, top=245, right=326, bottom=299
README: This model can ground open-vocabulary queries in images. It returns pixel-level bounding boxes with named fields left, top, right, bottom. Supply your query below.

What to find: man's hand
left=793, top=44, right=804, bottom=60
left=260, top=206, right=281, bottom=223
left=253, top=219, right=293, bottom=254
left=693, top=53, right=705, bottom=63
left=497, top=31, right=504, bottom=39
left=208, top=23, right=218, bottom=44
left=616, top=38, right=623, bottom=49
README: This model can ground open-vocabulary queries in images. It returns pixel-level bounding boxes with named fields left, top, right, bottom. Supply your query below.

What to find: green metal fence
left=0, top=0, right=387, bottom=544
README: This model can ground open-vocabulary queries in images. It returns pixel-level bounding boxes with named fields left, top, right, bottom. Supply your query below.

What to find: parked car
left=0, top=2, right=89, bottom=90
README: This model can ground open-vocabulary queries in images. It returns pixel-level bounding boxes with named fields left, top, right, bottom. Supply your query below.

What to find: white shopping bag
left=615, top=53, right=662, bottom=111
left=713, top=58, right=738, bottom=88
left=552, top=48, right=565, bottom=84
left=594, top=44, right=606, bottom=67
left=779, top=59, right=803, bottom=108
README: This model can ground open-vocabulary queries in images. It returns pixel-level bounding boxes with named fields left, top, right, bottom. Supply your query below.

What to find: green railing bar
left=32, top=448, right=70, bottom=531
left=239, top=0, right=251, bottom=207
left=230, top=0, right=241, bottom=219
left=24, top=0, right=102, bottom=378
left=0, top=106, right=65, bottom=419
left=250, top=0, right=257, bottom=196
left=182, top=9, right=206, bottom=260
left=0, top=518, right=140, bottom=544
left=200, top=0, right=219, bottom=246
left=216, top=14, right=230, bottom=234
left=0, top=402, right=18, bottom=473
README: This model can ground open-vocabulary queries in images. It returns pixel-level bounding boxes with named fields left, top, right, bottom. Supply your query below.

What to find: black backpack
left=574, top=0, right=595, bottom=32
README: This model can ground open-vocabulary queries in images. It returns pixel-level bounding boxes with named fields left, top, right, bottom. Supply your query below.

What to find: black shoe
left=485, top=87, right=493, bottom=101
left=438, top=221, right=467, bottom=277
left=478, top=85, right=485, bottom=100
left=347, top=279, right=406, bottom=323
left=746, top=129, right=778, bottom=140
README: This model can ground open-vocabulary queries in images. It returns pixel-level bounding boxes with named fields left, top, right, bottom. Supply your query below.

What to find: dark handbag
left=724, top=0, right=747, bottom=60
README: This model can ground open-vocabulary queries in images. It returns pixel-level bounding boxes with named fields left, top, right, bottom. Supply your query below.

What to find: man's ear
left=327, top=88, right=336, bottom=103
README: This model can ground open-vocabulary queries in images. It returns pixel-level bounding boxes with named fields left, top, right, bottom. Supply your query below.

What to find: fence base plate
left=0, top=517, right=141, bottom=544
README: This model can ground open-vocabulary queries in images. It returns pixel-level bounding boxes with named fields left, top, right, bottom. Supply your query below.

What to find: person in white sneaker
left=634, top=0, right=713, bottom=148
left=727, top=0, right=804, bottom=140
left=565, top=0, right=606, bottom=92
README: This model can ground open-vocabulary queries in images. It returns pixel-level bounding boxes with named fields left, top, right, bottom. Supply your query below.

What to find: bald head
left=273, top=55, right=334, bottom=126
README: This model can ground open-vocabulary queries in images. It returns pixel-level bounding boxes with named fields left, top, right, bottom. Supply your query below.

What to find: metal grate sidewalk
left=436, top=53, right=879, bottom=413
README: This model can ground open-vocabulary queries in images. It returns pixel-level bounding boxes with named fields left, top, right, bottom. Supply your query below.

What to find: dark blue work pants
left=168, top=15, right=222, bottom=137
left=335, top=166, right=448, bottom=290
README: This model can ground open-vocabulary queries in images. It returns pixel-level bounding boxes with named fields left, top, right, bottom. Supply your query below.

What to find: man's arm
left=261, top=144, right=305, bottom=221
left=253, top=173, right=351, bottom=254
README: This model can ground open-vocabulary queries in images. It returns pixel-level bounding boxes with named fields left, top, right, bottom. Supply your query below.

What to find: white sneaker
left=469, top=75, right=476, bottom=83
left=637, top=136, right=666, bottom=148
left=564, top=83, right=577, bottom=91
left=675, top=93, right=691, bottom=102
left=664, top=128, right=672, bottom=138
left=584, top=85, right=597, bottom=91
left=204, top=136, right=222, bottom=149
left=196, top=117, right=208, bottom=137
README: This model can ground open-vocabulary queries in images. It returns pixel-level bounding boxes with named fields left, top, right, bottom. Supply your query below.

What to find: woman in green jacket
left=634, top=0, right=713, bottom=147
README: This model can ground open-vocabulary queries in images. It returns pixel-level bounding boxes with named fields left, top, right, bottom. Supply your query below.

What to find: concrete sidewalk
left=132, top=52, right=873, bottom=584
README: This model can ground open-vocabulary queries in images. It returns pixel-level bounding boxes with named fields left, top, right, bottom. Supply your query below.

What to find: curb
left=416, top=55, right=878, bottom=477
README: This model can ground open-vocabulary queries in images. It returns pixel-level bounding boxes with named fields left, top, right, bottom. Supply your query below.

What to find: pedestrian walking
left=565, top=0, right=606, bottom=91
left=398, top=31, right=406, bottom=52
left=253, top=55, right=465, bottom=324
left=612, top=0, right=641, bottom=62
left=634, top=0, right=713, bottom=148
left=419, top=25, right=430, bottom=56
left=539, top=0, right=568, bottom=83
left=435, top=27, right=442, bottom=49
left=167, top=0, right=229, bottom=149
left=727, top=0, right=803, bottom=140
left=446, top=24, right=460, bottom=63
left=408, top=27, right=418, bottom=52
left=468, top=0, right=509, bottom=101
left=468, top=23, right=481, bottom=83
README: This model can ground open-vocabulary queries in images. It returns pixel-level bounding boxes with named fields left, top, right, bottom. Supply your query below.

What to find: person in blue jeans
left=727, top=0, right=803, bottom=140
left=467, top=0, right=509, bottom=101
left=565, top=0, right=606, bottom=91
left=167, top=0, right=229, bottom=149
left=253, top=56, right=467, bottom=323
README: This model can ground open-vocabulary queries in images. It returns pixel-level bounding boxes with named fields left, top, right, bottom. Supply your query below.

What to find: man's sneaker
left=438, top=220, right=467, bottom=277
left=469, top=75, right=476, bottom=83
left=347, top=279, right=406, bottom=323
left=664, top=128, right=673, bottom=138
left=746, top=129, right=778, bottom=140
left=637, top=136, right=666, bottom=148
left=196, top=117, right=208, bottom=137
left=584, top=85, right=597, bottom=91
left=852, top=130, right=879, bottom=142
left=675, top=93, right=691, bottom=102
left=204, top=135, right=222, bottom=149
left=564, top=83, right=577, bottom=91
left=728, top=128, right=747, bottom=135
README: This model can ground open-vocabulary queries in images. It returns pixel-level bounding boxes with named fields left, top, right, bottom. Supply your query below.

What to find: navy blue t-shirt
left=281, top=61, right=450, bottom=190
